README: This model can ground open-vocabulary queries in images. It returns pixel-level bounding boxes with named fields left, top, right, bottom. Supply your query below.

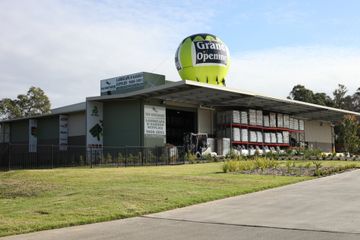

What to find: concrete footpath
left=3, top=170, right=360, bottom=240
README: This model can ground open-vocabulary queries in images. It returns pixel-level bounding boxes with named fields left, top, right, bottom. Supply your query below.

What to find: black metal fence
left=0, top=143, right=186, bottom=171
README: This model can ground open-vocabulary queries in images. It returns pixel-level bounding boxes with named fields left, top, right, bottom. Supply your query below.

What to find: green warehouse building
left=1, top=71, right=359, bottom=166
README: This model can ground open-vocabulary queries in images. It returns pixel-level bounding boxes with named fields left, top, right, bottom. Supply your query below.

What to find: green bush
left=185, top=152, right=197, bottom=164
left=222, top=160, right=239, bottom=173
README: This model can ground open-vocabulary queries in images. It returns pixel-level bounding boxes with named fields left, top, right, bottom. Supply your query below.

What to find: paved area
left=3, top=169, right=360, bottom=240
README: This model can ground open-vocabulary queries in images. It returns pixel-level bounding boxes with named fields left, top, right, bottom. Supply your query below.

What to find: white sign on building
left=86, top=101, right=103, bottom=149
left=59, top=115, right=68, bottom=151
left=144, top=105, right=166, bottom=136
left=29, top=119, right=37, bottom=152
left=101, top=72, right=144, bottom=94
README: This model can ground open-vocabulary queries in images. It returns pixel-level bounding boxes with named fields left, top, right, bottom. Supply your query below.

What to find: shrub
left=222, top=160, right=239, bottom=173
left=313, top=161, right=323, bottom=176
left=185, top=152, right=197, bottom=164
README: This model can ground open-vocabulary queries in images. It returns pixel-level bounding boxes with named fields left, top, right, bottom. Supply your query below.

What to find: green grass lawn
left=0, top=162, right=314, bottom=237
left=7, top=158, right=358, bottom=237
left=1, top=160, right=359, bottom=237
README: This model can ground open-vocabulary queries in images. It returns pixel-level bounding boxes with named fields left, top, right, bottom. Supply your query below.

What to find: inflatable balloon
left=175, top=33, right=230, bottom=86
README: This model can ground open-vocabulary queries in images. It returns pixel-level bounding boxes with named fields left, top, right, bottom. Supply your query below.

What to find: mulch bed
left=238, top=167, right=357, bottom=177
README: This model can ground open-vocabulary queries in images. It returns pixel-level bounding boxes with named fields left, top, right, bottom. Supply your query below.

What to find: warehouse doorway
left=166, top=109, right=196, bottom=146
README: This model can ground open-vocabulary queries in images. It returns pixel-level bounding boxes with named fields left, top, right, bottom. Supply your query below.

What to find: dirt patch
left=0, top=179, right=55, bottom=199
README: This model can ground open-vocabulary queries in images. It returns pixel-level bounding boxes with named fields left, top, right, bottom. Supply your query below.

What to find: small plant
left=285, top=161, right=292, bottom=173
left=185, top=151, right=197, bottom=164
left=222, top=160, right=239, bottom=173
left=304, top=162, right=312, bottom=168
left=313, top=161, right=323, bottom=176
left=117, top=153, right=124, bottom=165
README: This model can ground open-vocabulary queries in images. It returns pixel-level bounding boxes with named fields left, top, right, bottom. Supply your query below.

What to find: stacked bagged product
left=256, top=110, right=263, bottom=126
left=240, top=111, right=248, bottom=124
left=277, top=132, right=283, bottom=143
left=283, top=114, right=290, bottom=128
left=225, top=127, right=241, bottom=141
left=249, top=130, right=257, bottom=142
left=299, top=119, right=305, bottom=131
left=257, top=131, right=263, bottom=143
left=225, top=110, right=240, bottom=124
left=207, top=138, right=215, bottom=152
left=277, top=113, right=284, bottom=128
left=241, top=129, right=248, bottom=142
left=293, top=118, right=299, bottom=130
left=271, top=133, right=277, bottom=143
left=233, top=128, right=241, bottom=141
left=269, top=113, right=277, bottom=127
left=283, top=131, right=289, bottom=144
left=264, top=132, right=271, bottom=143
left=289, top=117, right=294, bottom=129
left=217, top=138, right=230, bottom=156
left=263, top=115, right=270, bottom=127
left=249, top=109, right=257, bottom=125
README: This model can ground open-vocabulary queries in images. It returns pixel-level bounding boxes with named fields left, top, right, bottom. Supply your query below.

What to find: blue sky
left=0, top=0, right=359, bottom=107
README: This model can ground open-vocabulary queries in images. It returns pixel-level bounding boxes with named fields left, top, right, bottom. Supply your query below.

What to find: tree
left=288, top=85, right=315, bottom=103
left=337, top=115, right=360, bottom=154
left=352, top=87, right=360, bottom=112
left=332, top=84, right=352, bottom=110
left=0, top=87, right=51, bottom=120
left=288, top=84, right=333, bottom=106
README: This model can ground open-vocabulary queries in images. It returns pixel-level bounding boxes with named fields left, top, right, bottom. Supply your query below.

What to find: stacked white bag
left=264, top=132, right=271, bottom=143
left=283, top=114, right=290, bottom=128
left=277, top=132, right=283, bottom=143
left=283, top=131, right=290, bottom=144
left=277, top=113, right=284, bottom=128
left=240, top=111, right=248, bottom=124
left=270, top=113, right=277, bottom=127
left=263, top=115, right=270, bottom=127
left=289, top=117, right=295, bottom=129
left=241, top=129, right=248, bottom=142
left=249, top=109, right=257, bottom=125
left=293, top=118, right=299, bottom=130
left=271, top=133, right=277, bottom=143
left=257, top=131, right=263, bottom=143
left=256, top=110, right=263, bottom=126
left=233, top=128, right=241, bottom=141
left=249, top=131, right=257, bottom=142
left=299, top=120, right=305, bottom=131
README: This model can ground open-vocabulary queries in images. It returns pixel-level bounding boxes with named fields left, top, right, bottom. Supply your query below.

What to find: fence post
left=90, top=148, right=93, bottom=168
left=125, top=146, right=127, bottom=167
left=8, top=143, right=11, bottom=171
left=51, top=145, right=54, bottom=169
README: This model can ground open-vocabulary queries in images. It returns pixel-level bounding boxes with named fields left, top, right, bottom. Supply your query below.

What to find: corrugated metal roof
left=87, top=80, right=360, bottom=122
left=0, top=102, right=85, bottom=123
left=2, top=81, right=359, bottom=123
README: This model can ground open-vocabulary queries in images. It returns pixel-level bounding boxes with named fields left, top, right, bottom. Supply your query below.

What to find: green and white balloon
left=175, top=33, right=230, bottom=86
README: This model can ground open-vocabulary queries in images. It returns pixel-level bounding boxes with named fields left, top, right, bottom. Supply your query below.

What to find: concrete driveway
left=2, top=170, right=360, bottom=240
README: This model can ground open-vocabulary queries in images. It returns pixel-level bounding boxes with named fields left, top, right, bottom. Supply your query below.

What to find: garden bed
left=223, top=158, right=359, bottom=177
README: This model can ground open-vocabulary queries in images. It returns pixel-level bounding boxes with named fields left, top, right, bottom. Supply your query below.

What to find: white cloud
left=1, top=0, right=359, bottom=109
left=228, top=46, right=360, bottom=98
left=0, top=0, right=212, bottom=107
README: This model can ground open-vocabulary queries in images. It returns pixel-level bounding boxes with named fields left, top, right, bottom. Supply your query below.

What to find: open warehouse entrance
left=166, top=109, right=196, bottom=146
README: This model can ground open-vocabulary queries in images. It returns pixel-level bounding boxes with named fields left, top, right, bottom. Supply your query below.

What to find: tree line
left=288, top=84, right=360, bottom=112
left=288, top=84, right=360, bottom=154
